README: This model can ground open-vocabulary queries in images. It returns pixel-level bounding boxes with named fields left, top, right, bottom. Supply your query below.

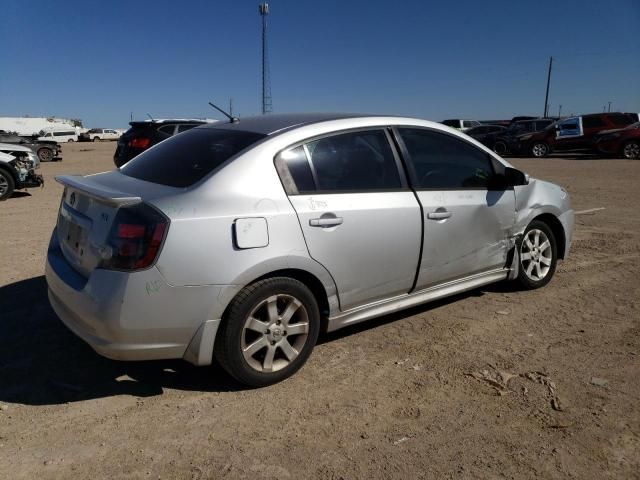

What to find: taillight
left=128, top=137, right=150, bottom=149
left=101, top=203, right=169, bottom=271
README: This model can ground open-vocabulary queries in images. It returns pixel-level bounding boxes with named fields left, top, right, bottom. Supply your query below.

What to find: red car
left=595, top=122, right=640, bottom=159
left=518, top=112, right=637, bottom=157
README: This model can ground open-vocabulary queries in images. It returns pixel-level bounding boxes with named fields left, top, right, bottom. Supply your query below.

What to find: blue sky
left=1, top=0, right=639, bottom=128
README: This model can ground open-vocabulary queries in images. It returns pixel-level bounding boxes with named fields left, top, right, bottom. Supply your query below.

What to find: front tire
left=493, top=141, right=508, bottom=155
left=37, top=147, right=53, bottom=162
left=622, top=140, right=640, bottom=159
left=0, top=169, right=15, bottom=200
left=214, top=277, right=320, bottom=387
left=516, top=220, right=557, bottom=289
left=93, top=137, right=100, bottom=142
left=531, top=142, right=549, bottom=158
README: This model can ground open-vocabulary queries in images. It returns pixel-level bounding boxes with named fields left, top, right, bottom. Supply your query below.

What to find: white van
left=38, top=129, right=79, bottom=143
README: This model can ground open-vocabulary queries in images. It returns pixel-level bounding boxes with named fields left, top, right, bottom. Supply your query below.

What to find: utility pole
left=543, top=56, right=553, bottom=118
left=558, top=105, right=562, bottom=118
left=608, top=101, right=612, bottom=112
left=259, top=3, right=273, bottom=114
left=229, top=98, right=234, bottom=117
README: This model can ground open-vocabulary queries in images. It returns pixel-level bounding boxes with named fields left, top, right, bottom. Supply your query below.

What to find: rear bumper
left=45, top=229, right=236, bottom=364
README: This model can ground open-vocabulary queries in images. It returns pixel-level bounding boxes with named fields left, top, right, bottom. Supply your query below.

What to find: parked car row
left=459, top=112, right=639, bottom=159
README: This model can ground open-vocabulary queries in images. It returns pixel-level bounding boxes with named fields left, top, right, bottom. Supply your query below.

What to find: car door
left=395, top=127, right=516, bottom=289
left=276, top=129, right=422, bottom=310
left=553, top=116, right=583, bottom=151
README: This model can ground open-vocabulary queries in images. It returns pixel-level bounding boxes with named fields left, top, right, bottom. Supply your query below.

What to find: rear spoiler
left=55, top=175, right=142, bottom=207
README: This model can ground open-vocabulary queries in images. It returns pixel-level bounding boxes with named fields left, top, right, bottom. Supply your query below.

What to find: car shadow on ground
left=0, top=276, right=243, bottom=406
left=10, top=191, right=32, bottom=199
left=0, top=275, right=515, bottom=406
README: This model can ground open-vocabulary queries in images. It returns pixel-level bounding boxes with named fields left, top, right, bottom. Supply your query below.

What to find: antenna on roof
left=146, top=113, right=154, bottom=121
left=208, top=101, right=239, bottom=123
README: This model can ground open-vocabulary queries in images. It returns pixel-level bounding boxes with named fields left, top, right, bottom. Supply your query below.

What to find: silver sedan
left=45, top=113, right=574, bottom=386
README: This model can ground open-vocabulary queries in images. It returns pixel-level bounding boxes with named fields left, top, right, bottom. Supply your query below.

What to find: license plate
left=59, top=213, right=86, bottom=254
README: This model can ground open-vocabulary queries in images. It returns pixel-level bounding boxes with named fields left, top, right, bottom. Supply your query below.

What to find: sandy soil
left=1, top=142, right=639, bottom=479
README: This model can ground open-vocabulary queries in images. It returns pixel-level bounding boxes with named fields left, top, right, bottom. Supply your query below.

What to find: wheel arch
left=532, top=213, right=566, bottom=259
left=0, top=163, right=19, bottom=183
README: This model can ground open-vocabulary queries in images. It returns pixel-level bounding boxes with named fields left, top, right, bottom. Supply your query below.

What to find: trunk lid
left=54, top=171, right=175, bottom=277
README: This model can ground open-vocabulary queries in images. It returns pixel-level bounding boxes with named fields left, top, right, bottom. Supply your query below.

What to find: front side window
left=122, top=128, right=266, bottom=188
left=398, top=128, right=494, bottom=189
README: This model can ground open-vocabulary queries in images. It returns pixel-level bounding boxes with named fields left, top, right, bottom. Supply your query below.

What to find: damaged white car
left=0, top=143, right=44, bottom=200
left=46, top=114, right=573, bottom=387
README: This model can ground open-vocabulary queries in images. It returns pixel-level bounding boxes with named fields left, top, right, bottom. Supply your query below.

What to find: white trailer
left=0, top=117, right=81, bottom=136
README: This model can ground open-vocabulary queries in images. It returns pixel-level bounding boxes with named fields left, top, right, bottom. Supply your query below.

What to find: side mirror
left=504, top=167, right=528, bottom=186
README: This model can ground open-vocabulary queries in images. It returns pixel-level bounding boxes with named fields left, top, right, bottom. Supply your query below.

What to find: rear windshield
left=121, top=128, right=266, bottom=188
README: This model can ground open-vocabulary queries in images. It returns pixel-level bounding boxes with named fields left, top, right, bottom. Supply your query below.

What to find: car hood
left=0, top=142, right=33, bottom=153
left=0, top=151, right=16, bottom=163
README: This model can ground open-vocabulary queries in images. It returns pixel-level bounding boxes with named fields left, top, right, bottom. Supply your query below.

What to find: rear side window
left=609, top=114, right=635, bottom=126
left=157, top=125, right=176, bottom=136
left=398, top=128, right=494, bottom=189
left=122, top=128, right=266, bottom=188
left=178, top=124, right=199, bottom=133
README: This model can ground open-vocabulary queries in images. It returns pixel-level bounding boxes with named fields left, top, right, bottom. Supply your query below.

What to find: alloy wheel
left=241, top=294, right=310, bottom=373
left=623, top=142, right=639, bottom=160
left=520, top=229, right=552, bottom=281
left=532, top=143, right=548, bottom=157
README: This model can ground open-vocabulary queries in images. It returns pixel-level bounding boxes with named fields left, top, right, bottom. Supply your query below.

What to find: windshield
left=121, top=128, right=266, bottom=188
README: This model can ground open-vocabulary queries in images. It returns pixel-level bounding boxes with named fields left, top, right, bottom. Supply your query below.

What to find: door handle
left=309, top=217, right=343, bottom=227
left=427, top=210, right=452, bottom=220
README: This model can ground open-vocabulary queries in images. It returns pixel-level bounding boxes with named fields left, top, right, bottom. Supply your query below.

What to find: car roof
left=129, top=119, right=217, bottom=126
left=200, top=113, right=388, bottom=135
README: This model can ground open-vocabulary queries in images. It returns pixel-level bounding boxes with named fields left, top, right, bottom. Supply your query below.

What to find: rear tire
left=214, top=277, right=320, bottom=387
left=531, top=142, right=549, bottom=158
left=93, top=137, right=100, bottom=142
left=0, top=169, right=15, bottom=201
left=67, top=139, right=74, bottom=143
left=622, top=140, right=640, bottom=160
left=516, top=220, right=557, bottom=289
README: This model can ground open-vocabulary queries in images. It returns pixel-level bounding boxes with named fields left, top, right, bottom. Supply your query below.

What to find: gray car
left=45, top=113, right=574, bottom=387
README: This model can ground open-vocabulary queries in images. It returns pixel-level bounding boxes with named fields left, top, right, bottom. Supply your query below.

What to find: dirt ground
left=1, top=142, right=639, bottom=479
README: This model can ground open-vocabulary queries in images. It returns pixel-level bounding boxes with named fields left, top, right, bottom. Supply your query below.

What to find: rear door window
left=398, top=128, right=495, bottom=189
left=121, top=128, right=266, bottom=188
left=275, top=130, right=402, bottom=193
left=305, top=130, right=402, bottom=192
left=582, top=116, right=606, bottom=129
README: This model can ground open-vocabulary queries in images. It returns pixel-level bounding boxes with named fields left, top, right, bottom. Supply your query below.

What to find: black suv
left=492, top=119, right=556, bottom=155
left=0, top=132, right=61, bottom=162
left=114, top=119, right=211, bottom=167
